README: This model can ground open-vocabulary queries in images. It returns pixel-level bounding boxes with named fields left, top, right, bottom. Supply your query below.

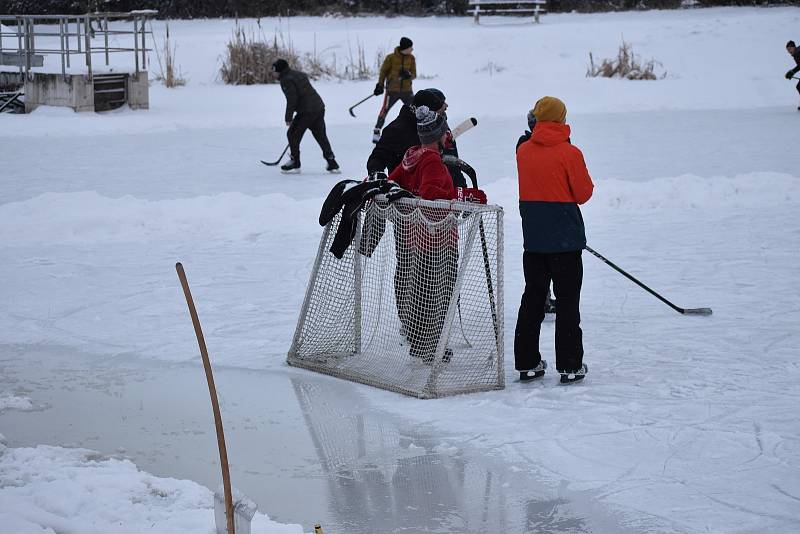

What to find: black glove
left=374, top=83, right=384, bottom=96
left=366, top=171, right=387, bottom=182
left=786, top=70, right=796, bottom=80
left=385, top=182, right=414, bottom=203
left=400, top=69, right=412, bottom=80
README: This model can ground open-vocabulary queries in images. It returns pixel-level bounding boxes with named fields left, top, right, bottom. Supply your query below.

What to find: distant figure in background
left=271, top=59, right=339, bottom=174
left=785, top=41, right=800, bottom=110
left=373, top=37, right=416, bottom=143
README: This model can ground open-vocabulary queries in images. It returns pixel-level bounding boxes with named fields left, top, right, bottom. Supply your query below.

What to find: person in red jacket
left=515, top=96, right=594, bottom=384
left=389, top=105, right=486, bottom=363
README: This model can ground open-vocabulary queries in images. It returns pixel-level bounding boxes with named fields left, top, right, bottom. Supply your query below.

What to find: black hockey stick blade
left=441, top=155, right=478, bottom=187
left=261, top=144, right=289, bottom=166
left=681, top=307, right=713, bottom=316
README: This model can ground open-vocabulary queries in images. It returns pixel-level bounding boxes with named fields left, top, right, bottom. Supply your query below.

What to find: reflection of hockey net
left=288, top=196, right=504, bottom=398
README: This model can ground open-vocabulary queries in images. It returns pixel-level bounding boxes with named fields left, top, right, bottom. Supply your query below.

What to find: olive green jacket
left=378, top=47, right=416, bottom=93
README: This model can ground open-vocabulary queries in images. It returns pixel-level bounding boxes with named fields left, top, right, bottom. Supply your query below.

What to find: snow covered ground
left=1, top=7, right=799, bottom=533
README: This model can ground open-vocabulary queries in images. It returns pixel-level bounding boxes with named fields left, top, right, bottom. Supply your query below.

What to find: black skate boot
left=280, top=157, right=301, bottom=174
left=558, top=364, right=588, bottom=384
left=519, top=360, right=547, bottom=382
left=326, top=157, right=341, bottom=173
left=544, top=292, right=556, bottom=315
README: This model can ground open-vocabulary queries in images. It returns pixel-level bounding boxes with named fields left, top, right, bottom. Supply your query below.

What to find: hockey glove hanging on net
left=456, top=187, right=487, bottom=204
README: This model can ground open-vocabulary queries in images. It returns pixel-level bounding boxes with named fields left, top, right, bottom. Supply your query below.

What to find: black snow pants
left=375, top=91, right=414, bottom=130
left=514, top=250, right=584, bottom=372
left=403, top=247, right=458, bottom=360
left=287, top=109, right=334, bottom=162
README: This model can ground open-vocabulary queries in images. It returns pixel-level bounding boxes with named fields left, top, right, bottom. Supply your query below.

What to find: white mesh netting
left=287, top=196, right=504, bottom=398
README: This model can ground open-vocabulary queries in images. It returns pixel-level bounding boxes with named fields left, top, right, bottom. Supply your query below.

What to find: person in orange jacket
left=514, top=96, right=594, bottom=384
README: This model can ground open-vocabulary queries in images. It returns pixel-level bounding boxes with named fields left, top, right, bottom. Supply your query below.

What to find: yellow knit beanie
left=532, top=96, right=567, bottom=123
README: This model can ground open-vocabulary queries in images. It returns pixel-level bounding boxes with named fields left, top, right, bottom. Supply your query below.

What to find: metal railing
left=0, top=11, right=155, bottom=81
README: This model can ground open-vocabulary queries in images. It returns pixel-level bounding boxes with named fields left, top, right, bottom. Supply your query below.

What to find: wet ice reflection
left=0, top=345, right=631, bottom=533
left=291, top=377, right=593, bottom=533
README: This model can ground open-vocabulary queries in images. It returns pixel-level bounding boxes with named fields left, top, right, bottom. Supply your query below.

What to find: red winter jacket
left=388, top=146, right=456, bottom=200
left=388, top=146, right=458, bottom=251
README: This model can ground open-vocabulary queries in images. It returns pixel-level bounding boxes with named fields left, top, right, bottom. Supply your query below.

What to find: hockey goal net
left=287, top=196, right=504, bottom=398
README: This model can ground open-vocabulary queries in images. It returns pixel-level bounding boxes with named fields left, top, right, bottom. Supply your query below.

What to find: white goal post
left=287, top=196, right=505, bottom=399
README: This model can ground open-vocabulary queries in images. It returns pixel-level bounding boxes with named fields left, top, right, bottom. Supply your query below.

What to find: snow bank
left=0, top=392, right=35, bottom=412
left=0, top=444, right=305, bottom=534
left=2, top=172, right=795, bottom=246
left=0, top=191, right=321, bottom=245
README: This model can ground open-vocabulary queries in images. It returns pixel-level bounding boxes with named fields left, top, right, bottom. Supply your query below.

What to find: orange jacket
left=516, top=122, right=594, bottom=252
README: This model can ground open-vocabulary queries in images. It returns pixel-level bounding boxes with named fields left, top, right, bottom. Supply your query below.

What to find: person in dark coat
left=516, top=109, right=557, bottom=316
left=785, top=40, right=800, bottom=110
left=515, top=96, right=594, bottom=384
left=271, top=59, right=339, bottom=173
left=367, top=88, right=466, bottom=189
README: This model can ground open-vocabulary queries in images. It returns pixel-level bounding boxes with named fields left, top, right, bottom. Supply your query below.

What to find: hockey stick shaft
left=458, top=161, right=500, bottom=342
left=261, top=144, right=289, bottom=166
left=175, top=263, right=236, bottom=534
left=348, top=93, right=375, bottom=117
left=584, top=246, right=711, bottom=315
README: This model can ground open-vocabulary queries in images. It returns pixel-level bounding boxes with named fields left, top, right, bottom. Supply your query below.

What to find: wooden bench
left=469, top=0, right=548, bottom=24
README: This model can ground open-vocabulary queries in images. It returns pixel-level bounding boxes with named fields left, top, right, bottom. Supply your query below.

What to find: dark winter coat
left=278, top=68, right=324, bottom=123
left=367, top=105, right=467, bottom=187
left=788, top=49, right=800, bottom=78
left=516, top=122, right=594, bottom=253
left=378, top=48, right=416, bottom=93
left=516, top=131, right=532, bottom=152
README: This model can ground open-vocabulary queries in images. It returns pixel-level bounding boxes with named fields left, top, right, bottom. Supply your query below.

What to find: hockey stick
left=584, top=246, right=712, bottom=316
left=448, top=157, right=501, bottom=344
left=348, top=93, right=376, bottom=117
left=175, top=263, right=236, bottom=534
left=450, top=117, right=478, bottom=139
left=261, top=144, right=289, bottom=166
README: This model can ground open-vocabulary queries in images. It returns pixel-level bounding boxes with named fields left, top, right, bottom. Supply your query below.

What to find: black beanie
left=413, top=88, right=446, bottom=112
left=788, top=41, right=797, bottom=48
left=271, top=59, right=289, bottom=73
left=399, top=37, right=413, bottom=51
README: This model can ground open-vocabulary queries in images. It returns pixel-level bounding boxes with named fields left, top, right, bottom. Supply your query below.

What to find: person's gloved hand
left=374, top=83, right=384, bottom=96
left=400, top=69, right=412, bottom=80
left=366, top=171, right=388, bottom=182
left=786, top=70, right=795, bottom=80
left=456, top=187, right=487, bottom=204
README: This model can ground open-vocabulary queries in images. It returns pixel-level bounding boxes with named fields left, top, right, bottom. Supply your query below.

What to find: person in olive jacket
left=373, top=37, right=416, bottom=142
left=271, top=59, right=339, bottom=173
